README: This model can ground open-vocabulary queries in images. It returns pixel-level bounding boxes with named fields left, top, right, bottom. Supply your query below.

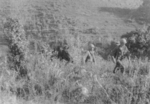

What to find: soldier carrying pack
left=111, top=38, right=130, bottom=74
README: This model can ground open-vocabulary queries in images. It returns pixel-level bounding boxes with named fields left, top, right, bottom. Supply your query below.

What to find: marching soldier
left=84, top=43, right=96, bottom=64
left=111, top=38, right=130, bottom=74
left=50, top=42, right=73, bottom=64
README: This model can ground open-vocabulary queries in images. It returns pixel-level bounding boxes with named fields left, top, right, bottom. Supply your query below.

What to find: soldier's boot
left=113, top=61, right=124, bottom=74
left=113, top=66, right=118, bottom=73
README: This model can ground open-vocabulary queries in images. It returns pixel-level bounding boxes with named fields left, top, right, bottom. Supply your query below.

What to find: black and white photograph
left=0, top=0, right=150, bottom=104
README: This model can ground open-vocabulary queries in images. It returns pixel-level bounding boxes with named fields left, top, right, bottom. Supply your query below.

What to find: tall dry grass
left=0, top=1, right=150, bottom=104
left=1, top=52, right=150, bottom=104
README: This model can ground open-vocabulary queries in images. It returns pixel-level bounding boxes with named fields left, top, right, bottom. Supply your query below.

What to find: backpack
left=113, top=45, right=129, bottom=61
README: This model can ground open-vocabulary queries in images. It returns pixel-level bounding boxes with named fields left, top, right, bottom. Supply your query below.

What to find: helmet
left=120, top=38, right=127, bottom=45
left=115, top=41, right=120, bottom=46
left=90, top=44, right=95, bottom=48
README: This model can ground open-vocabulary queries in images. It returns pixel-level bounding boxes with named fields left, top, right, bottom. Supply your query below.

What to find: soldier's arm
left=111, top=48, right=117, bottom=63
left=112, top=56, right=116, bottom=63
left=87, top=51, right=92, bottom=59
left=125, top=47, right=131, bottom=60
left=83, top=51, right=89, bottom=63
left=92, top=52, right=96, bottom=63
left=127, top=51, right=131, bottom=61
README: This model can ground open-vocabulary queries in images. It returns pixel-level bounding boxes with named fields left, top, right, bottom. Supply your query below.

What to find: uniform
left=84, top=44, right=96, bottom=64
left=112, top=39, right=130, bottom=73
left=85, top=50, right=95, bottom=63
left=51, top=44, right=73, bottom=64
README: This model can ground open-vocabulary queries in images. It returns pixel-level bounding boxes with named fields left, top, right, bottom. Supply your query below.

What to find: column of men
left=50, top=38, right=130, bottom=74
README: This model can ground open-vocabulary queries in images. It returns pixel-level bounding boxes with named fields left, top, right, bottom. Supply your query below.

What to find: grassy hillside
left=0, top=0, right=142, bottom=40
left=0, top=0, right=150, bottom=104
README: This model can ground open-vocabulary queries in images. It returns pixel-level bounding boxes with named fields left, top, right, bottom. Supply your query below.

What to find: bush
left=3, top=18, right=28, bottom=79
left=121, top=29, right=150, bottom=59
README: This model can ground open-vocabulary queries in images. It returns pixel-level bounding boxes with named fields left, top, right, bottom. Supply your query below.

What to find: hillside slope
left=0, top=0, right=144, bottom=41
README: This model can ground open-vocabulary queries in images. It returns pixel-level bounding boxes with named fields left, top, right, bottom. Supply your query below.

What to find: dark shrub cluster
left=3, top=18, right=28, bottom=78
left=121, top=29, right=150, bottom=59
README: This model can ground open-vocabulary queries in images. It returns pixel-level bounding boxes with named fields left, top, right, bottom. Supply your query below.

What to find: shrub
left=121, top=29, right=150, bottom=59
left=2, top=18, right=28, bottom=79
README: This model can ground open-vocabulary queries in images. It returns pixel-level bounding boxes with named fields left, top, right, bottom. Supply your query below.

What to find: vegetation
left=121, top=27, right=150, bottom=59
left=1, top=1, right=150, bottom=104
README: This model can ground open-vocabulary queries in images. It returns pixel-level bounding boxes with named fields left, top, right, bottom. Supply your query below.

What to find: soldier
left=111, top=38, right=130, bottom=74
left=51, top=43, right=73, bottom=64
left=84, top=43, right=96, bottom=64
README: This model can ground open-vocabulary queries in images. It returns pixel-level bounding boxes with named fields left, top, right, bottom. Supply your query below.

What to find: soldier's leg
left=113, top=62, right=118, bottom=73
left=85, top=55, right=90, bottom=63
left=119, top=65, right=124, bottom=73
left=117, top=61, right=124, bottom=74
left=113, top=61, right=124, bottom=73
left=113, top=60, right=120, bottom=73
left=113, top=63, right=118, bottom=73
left=92, top=56, right=96, bottom=64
